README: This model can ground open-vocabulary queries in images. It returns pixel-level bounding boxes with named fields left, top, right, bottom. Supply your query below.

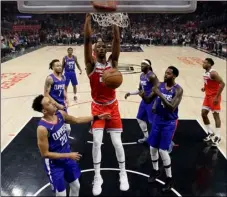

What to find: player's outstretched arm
left=111, top=25, right=120, bottom=68
left=44, top=76, right=64, bottom=110
left=37, top=126, right=81, bottom=160
left=59, top=111, right=111, bottom=124
left=155, top=86, right=183, bottom=111
left=84, top=13, right=95, bottom=75
left=125, top=84, right=142, bottom=99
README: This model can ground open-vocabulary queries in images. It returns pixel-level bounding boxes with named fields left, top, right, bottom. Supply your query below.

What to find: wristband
left=93, top=115, right=99, bottom=120
left=129, top=90, right=140, bottom=95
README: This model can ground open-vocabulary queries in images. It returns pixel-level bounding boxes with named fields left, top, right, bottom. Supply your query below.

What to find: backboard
left=17, top=1, right=197, bottom=14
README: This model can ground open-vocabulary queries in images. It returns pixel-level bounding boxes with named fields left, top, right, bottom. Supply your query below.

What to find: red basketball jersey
left=203, top=69, right=220, bottom=97
left=89, top=61, right=116, bottom=103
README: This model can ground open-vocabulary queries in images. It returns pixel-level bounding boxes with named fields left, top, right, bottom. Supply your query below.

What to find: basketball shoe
left=119, top=171, right=129, bottom=191
left=92, top=175, right=103, bottom=196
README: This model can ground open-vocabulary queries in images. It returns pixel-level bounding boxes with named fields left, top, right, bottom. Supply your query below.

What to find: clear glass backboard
left=17, top=1, right=197, bottom=13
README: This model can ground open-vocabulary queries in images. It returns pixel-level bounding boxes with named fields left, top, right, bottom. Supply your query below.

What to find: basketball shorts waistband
left=65, top=70, right=75, bottom=72
left=155, top=115, right=178, bottom=121
left=92, top=98, right=116, bottom=105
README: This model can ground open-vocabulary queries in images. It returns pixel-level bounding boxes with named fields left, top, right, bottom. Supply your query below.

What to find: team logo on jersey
left=140, top=80, right=147, bottom=86
left=52, top=124, right=67, bottom=141
left=162, top=93, right=173, bottom=101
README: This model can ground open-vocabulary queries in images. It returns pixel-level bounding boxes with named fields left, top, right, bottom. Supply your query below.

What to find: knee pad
left=159, top=149, right=170, bottom=165
left=150, top=146, right=158, bottom=160
left=150, top=146, right=158, bottom=155
left=69, top=179, right=80, bottom=197
left=69, top=179, right=80, bottom=190
left=159, top=149, right=166, bottom=157
left=56, top=190, right=67, bottom=197
left=137, top=119, right=147, bottom=131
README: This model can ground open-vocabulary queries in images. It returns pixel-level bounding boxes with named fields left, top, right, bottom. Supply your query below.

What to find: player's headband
left=141, top=60, right=151, bottom=66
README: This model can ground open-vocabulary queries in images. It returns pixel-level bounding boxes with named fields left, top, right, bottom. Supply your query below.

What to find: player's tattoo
left=44, top=76, right=53, bottom=94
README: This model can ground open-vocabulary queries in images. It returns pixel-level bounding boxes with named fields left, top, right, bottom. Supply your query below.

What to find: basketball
left=102, top=68, right=123, bottom=89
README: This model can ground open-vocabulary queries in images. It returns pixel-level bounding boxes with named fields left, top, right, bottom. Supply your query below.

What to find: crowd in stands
left=1, top=1, right=227, bottom=60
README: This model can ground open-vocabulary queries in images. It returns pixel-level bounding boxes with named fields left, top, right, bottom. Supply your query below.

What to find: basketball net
left=91, top=0, right=129, bottom=28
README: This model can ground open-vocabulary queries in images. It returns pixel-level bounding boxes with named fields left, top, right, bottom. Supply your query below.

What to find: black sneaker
left=162, top=177, right=174, bottom=192
left=148, top=169, right=161, bottom=183
left=73, top=96, right=77, bottom=101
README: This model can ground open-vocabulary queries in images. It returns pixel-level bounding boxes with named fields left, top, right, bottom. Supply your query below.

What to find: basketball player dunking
left=32, top=94, right=110, bottom=197
left=84, top=13, right=129, bottom=196
left=44, top=59, right=72, bottom=137
left=201, top=58, right=225, bottom=146
left=62, top=47, right=82, bottom=101
left=125, top=59, right=158, bottom=143
left=140, top=66, right=183, bottom=192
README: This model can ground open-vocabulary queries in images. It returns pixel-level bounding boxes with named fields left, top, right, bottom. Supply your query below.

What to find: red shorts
left=91, top=100, right=122, bottom=132
left=202, top=95, right=221, bottom=112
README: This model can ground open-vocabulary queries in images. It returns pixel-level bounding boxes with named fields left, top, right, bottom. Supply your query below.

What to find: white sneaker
left=204, top=133, right=215, bottom=142
left=119, top=171, right=129, bottom=191
left=138, top=137, right=148, bottom=144
left=92, top=175, right=103, bottom=196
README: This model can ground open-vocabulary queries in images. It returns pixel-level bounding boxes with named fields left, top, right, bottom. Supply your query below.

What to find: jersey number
left=99, top=76, right=103, bottom=83
left=59, top=90, right=62, bottom=97
left=69, top=64, right=74, bottom=69
left=60, top=133, right=67, bottom=146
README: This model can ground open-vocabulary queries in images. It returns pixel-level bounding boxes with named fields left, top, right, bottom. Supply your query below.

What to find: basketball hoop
left=91, top=0, right=129, bottom=28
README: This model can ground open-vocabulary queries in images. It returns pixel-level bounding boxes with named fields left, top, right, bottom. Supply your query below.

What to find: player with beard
left=140, top=66, right=183, bottom=192
left=125, top=59, right=157, bottom=143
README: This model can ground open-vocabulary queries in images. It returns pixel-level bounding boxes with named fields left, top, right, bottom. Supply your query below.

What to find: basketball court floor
left=1, top=46, right=226, bottom=196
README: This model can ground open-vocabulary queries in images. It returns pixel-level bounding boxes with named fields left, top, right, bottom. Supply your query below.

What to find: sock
left=137, top=119, right=148, bottom=138
left=110, top=132, right=126, bottom=173
left=69, top=179, right=80, bottom=197
left=144, top=131, right=148, bottom=138
left=92, top=130, right=104, bottom=176
left=159, top=149, right=172, bottom=178
left=214, top=128, right=221, bottom=137
left=119, top=161, right=126, bottom=172
left=56, top=190, right=67, bottom=197
left=94, top=163, right=101, bottom=176
left=205, top=124, right=213, bottom=134
left=150, top=146, right=159, bottom=171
